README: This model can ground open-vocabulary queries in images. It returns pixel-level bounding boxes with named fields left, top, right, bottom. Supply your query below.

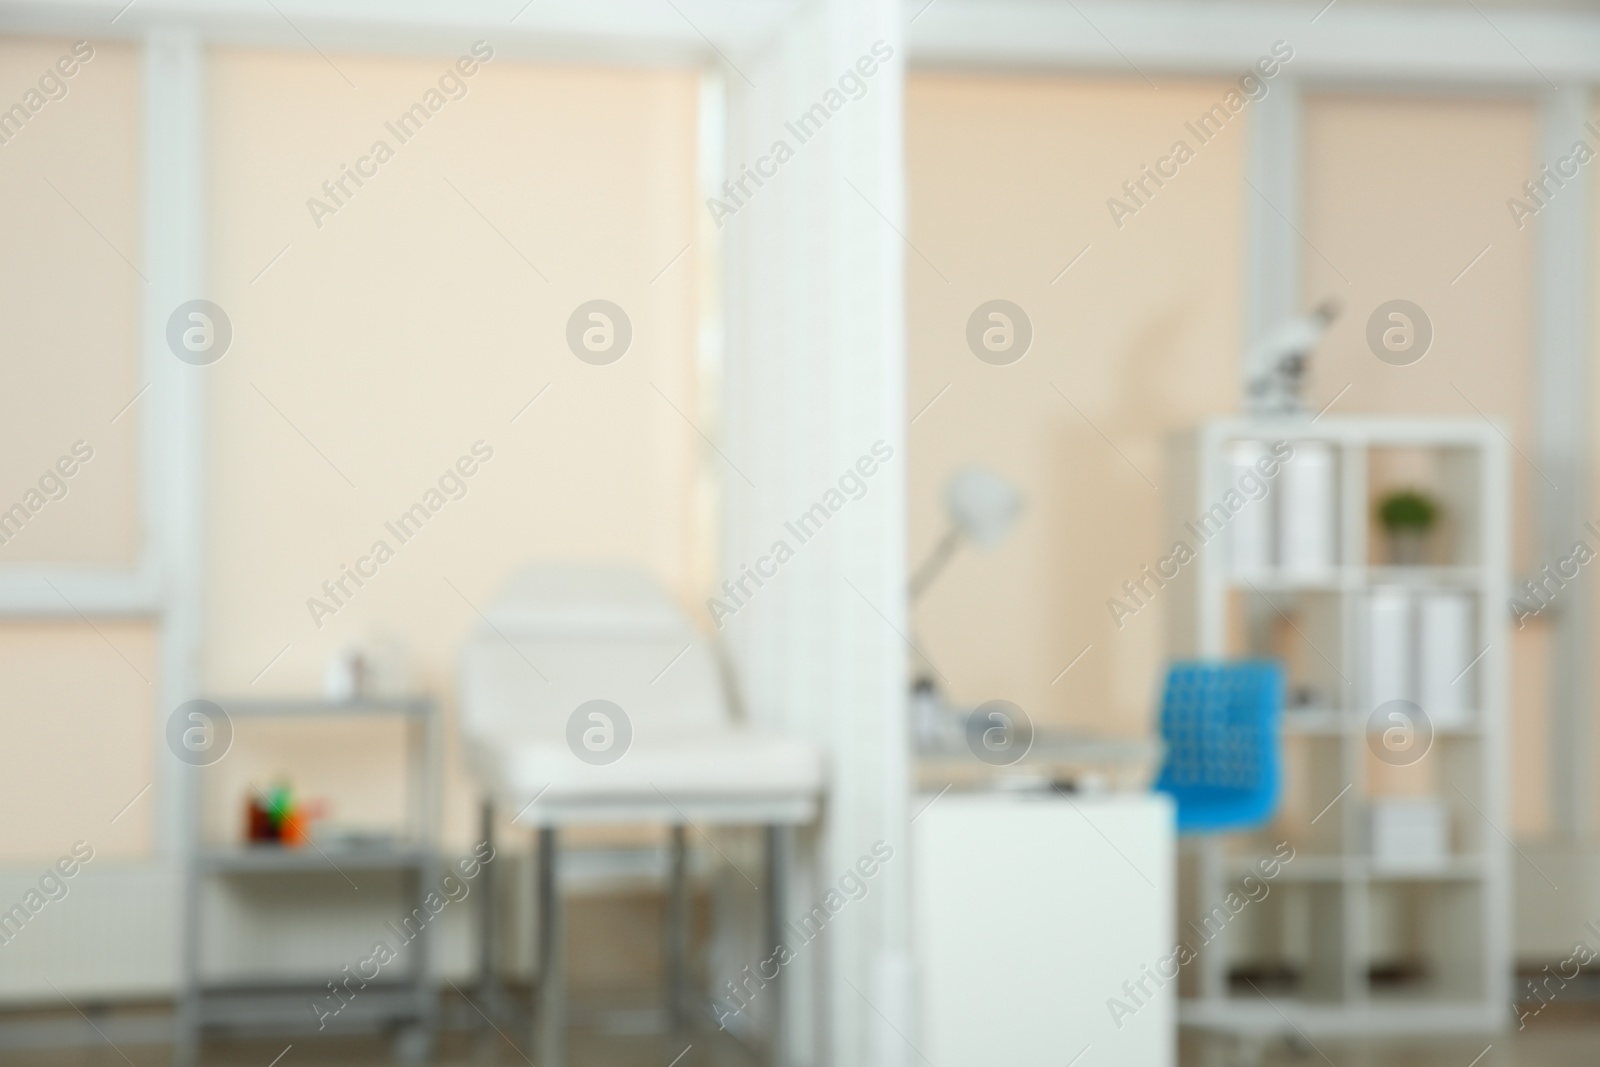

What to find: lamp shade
left=945, top=466, right=1023, bottom=549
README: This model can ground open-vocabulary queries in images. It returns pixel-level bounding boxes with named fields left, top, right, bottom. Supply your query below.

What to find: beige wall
left=0, top=622, right=158, bottom=861
left=1299, top=93, right=1542, bottom=830
left=0, top=39, right=154, bottom=866
left=906, top=72, right=1246, bottom=735
left=205, top=48, right=703, bottom=845
left=1299, top=92, right=1536, bottom=439
left=0, top=37, right=141, bottom=565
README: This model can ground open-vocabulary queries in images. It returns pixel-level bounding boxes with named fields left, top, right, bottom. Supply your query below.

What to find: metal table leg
left=478, top=800, right=499, bottom=1034
left=667, top=825, right=690, bottom=1029
left=401, top=845, right=438, bottom=1064
left=537, top=826, right=564, bottom=1067
left=765, top=825, right=791, bottom=1067
left=174, top=855, right=201, bottom=1067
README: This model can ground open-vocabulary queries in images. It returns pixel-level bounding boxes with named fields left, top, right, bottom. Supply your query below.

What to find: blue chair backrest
left=1154, top=660, right=1284, bottom=835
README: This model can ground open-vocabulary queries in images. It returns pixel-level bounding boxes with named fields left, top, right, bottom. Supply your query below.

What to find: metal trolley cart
left=174, top=696, right=440, bottom=1066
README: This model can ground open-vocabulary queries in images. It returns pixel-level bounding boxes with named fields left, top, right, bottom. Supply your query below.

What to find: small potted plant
left=1376, top=489, right=1438, bottom=565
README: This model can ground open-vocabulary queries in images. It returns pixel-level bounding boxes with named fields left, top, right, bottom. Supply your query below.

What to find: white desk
left=913, top=790, right=1175, bottom=1067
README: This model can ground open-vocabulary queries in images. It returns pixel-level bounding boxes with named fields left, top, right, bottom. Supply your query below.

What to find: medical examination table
left=459, top=565, right=823, bottom=1066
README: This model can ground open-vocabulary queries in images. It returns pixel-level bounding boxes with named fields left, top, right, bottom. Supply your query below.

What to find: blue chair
left=1154, top=660, right=1285, bottom=835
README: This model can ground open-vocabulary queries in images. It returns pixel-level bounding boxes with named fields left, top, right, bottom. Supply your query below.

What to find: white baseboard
left=0, top=845, right=695, bottom=1004
left=1514, top=839, right=1600, bottom=962
left=0, top=863, right=180, bottom=1002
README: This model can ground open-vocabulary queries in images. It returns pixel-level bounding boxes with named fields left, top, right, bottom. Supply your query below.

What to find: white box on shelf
left=1366, top=587, right=1413, bottom=709
left=1228, top=440, right=1274, bottom=574
left=1280, top=440, right=1336, bottom=576
left=1418, top=591, right=1475, bottom=727
left=1369, top=797, right=1451, bottom=870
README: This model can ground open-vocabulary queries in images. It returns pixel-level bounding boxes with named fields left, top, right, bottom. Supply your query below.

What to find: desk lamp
left=909, top=466, right=1023, bottom=603
left=909, top=466, right=1023, bottom=747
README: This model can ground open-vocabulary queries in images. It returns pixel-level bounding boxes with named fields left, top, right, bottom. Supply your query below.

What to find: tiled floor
left=1181, top=1006, right=1600, bottom=1067
left=0, top=1028, right=759, bottom=1067
left=3, top=1006, right=1597, bottom=1065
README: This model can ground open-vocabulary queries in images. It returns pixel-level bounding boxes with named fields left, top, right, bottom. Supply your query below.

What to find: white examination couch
left=459, top=565, right=823, bottom=1066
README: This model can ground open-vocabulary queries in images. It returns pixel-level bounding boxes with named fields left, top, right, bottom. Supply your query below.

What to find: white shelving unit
left=1165, top=417, right=1510, bottom=1037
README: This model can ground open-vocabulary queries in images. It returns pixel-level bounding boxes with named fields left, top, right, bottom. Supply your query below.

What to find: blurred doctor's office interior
left=4, top=2, right=1600, bottom=1066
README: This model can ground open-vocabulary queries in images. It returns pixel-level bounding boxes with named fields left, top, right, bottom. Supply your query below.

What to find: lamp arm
left=909, top=524, right=965, bottom=604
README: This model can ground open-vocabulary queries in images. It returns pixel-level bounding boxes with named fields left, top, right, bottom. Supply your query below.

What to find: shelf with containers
left=1164, top=417, right=1509, bottom=1036
left=175, top=696, right=442, bottom=1065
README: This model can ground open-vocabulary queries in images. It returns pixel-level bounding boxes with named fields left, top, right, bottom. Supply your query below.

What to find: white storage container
left=1369, top=797, right=1451, bottom=871
left=1366, top=587, right=1413, bottom=709
left=1418, top=591, right=1475, bottom=727
left=1279, top=441, right=1336, bottom=576
left=1228, top=440, right=1274, bottom=574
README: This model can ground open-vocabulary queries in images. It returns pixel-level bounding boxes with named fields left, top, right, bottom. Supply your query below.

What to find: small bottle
left=246, top=791, right=274, bottom=843
left=910, top=677, right=943, bottom=750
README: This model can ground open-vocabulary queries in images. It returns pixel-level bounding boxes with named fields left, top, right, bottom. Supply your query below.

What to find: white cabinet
left=913, top=792, right=1175, bottom=1067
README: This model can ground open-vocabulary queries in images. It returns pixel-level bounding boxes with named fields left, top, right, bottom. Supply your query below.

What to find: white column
left=1244, top=76, right=1302, bottom=357
left=1536, top=87, right=1593, bottom=841
left=144, top=30, right=208, bottom=1064
left=717, top=1, right=910, bottom=1064
left=142, top=27, right=207, bottom=858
